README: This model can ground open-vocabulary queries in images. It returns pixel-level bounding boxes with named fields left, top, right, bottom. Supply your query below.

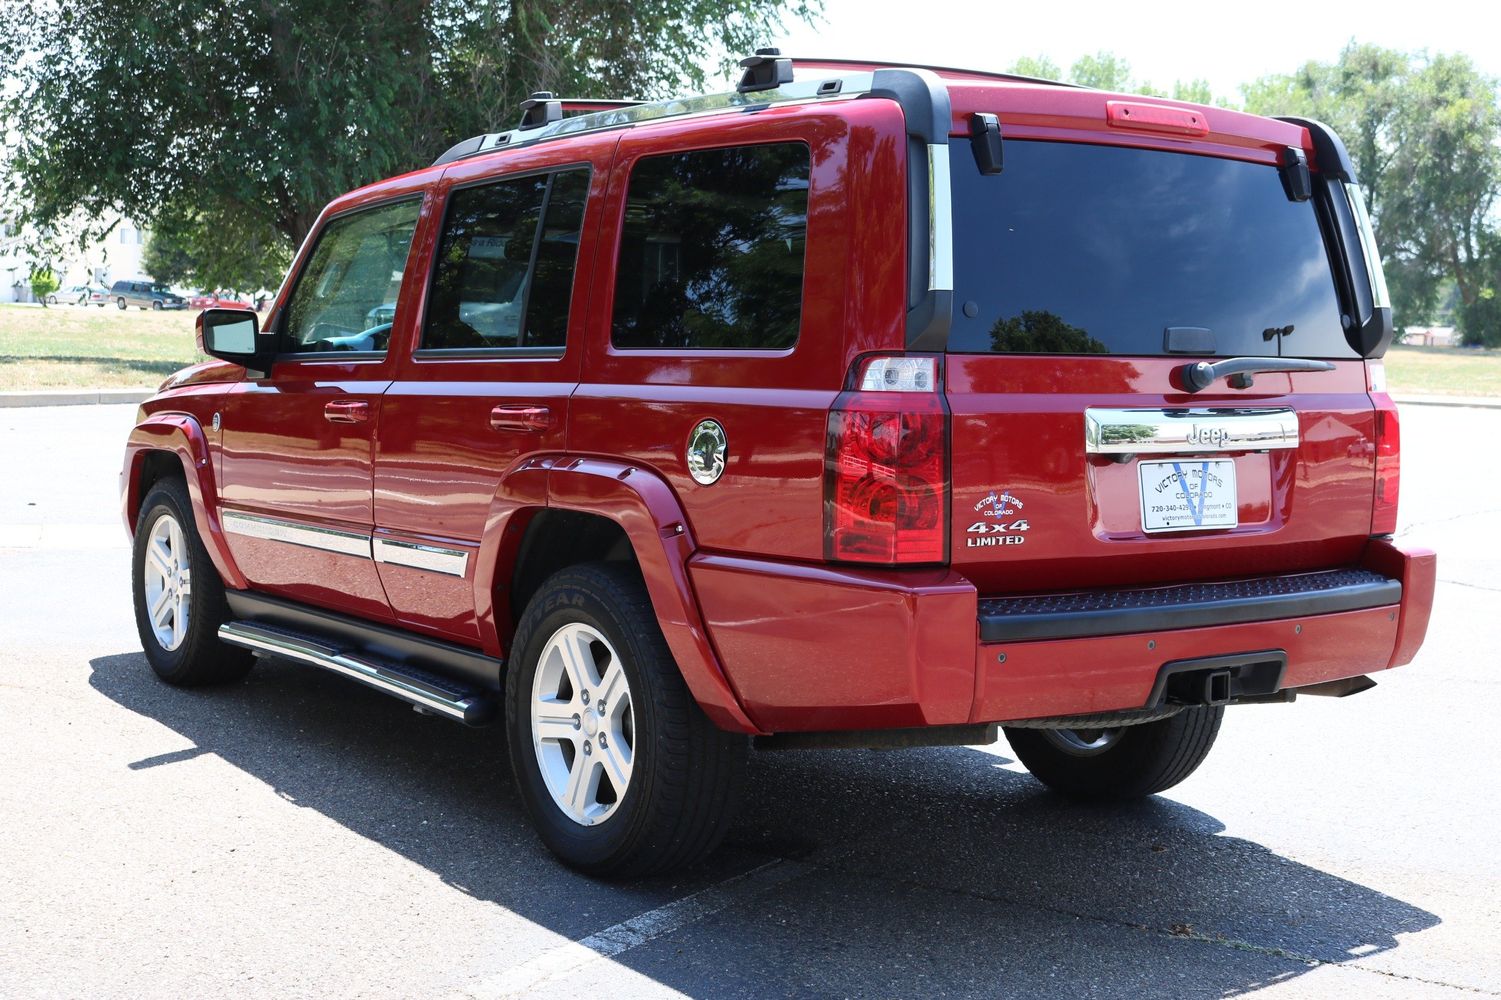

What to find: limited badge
left=686, top=420, right=727, bottom=485
left=968, top=489, right=1030, bottom=547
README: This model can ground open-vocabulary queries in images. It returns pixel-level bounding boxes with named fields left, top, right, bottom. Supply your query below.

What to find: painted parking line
left=0, top=523, right=126, bottom=550
left=457, top=858, right=813, bottom=999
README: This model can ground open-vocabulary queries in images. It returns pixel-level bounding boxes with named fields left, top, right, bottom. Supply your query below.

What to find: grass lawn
left=3, top=302, right=1500, bottom=397
left=0, top=303, right=200, bottom=390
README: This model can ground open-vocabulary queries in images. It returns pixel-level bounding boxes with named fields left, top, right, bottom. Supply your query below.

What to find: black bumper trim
left=978, top=569, right=1400, bottom=643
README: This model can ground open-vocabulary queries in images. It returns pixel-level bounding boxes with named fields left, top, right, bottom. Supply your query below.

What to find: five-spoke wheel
left=141, top=511, right=192, bottom=651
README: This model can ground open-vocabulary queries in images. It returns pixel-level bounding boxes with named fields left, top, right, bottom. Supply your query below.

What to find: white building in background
left=0, top=211, right=152, bottom=302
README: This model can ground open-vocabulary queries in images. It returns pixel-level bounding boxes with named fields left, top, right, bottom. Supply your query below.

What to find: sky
left=741, top=0, right=1501, bottom=102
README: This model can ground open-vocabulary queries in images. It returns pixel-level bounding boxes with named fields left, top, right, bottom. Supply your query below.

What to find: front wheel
left=131, top=477, right=254, bottom=686
left=1003, top=707, right=1223, bottom=800
left=505, top=563, right=746, bottom=877
left=151, top=300, right=162, bottom=310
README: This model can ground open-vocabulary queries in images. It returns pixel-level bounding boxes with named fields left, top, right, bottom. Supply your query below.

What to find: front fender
left=122, top=413, right=247, bottom=589
left=489, top=456, right=760, bottom=735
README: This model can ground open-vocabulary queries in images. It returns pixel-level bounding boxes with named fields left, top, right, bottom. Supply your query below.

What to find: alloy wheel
left=530, top=622, right=635, bottom=826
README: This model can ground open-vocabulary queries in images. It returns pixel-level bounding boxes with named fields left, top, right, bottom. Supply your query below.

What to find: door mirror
left=197, top=308, right=267, bottom=371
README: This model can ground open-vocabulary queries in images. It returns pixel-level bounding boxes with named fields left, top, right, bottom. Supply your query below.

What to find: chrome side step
left=218, top=621, right=497, bottom=726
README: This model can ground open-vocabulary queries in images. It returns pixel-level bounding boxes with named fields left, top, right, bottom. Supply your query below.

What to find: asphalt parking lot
left=2, top=403, right=1498, bottom=999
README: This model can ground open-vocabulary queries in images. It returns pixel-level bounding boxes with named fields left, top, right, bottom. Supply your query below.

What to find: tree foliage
left=1244, top=45, right=1501, bottom=344
left=1, top=0, right=816, bottom=289
left=29, top=266, right=59, bottom=306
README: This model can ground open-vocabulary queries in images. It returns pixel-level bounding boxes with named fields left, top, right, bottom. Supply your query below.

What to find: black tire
left=131, top=476, right=254, bottom=686
left=46, top=294, right=57, bottom=304
left=1003, top=707, right=1224, bottom=800
left=505, top=562, right=747, bottom=877
left=116, top=297, right=126, bottom=309
left=151, top=300, right=162, bottom=310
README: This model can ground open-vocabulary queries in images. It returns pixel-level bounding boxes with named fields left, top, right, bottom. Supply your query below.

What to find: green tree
left=29, top=266, right=59, bottom=306
left=1007, top=55, right=1063, bottom=81
left=1, top=0, right=817, bottom=266
left=143, top=208, right=290, bottom=293
left=1069, top=51, right=1134, bottom=91
left=1243, top=45, right=1501, bottom=342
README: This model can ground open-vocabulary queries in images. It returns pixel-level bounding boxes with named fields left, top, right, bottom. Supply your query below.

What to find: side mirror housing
left=197, top=308, right=270, bottom=374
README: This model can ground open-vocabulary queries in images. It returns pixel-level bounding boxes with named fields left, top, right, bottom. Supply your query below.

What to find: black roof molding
left=520, top=92, right=563, bottom=130
left=1274, top=116, right=1356, bottom=183
left=738, top=47, right=794, bottom=93
left=862, top=68, right=954, bottom=352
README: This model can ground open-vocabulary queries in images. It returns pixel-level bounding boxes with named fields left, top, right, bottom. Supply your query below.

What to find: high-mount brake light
left=1367, top=361, right=1400, bottom=536
left=824, top=355, right=949, bottom=564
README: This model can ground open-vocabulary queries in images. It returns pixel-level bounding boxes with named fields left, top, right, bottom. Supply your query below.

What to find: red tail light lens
left=1368, top=362, right=1400, bottom=536
left=824, top=356, right=949, bottom=564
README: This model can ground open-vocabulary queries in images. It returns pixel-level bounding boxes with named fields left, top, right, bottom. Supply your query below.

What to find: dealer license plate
left=1138, top=458, right=1238, bottom=533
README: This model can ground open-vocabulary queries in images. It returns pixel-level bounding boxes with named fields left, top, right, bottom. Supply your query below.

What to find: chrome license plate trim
left=1085, top=408, right=1299, bottom=455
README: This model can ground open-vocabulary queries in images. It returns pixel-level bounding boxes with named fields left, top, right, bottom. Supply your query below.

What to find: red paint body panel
left=689, top=554, right=977, bottom=731
left=121, top=403, right=245, bottom=589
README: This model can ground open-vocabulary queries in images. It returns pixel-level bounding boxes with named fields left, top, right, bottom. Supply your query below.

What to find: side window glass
left=281, top=198, right=420, bottom=355
left=423, top=167, right=590, bottom=352
left=611, top=143, right=809, bottom=351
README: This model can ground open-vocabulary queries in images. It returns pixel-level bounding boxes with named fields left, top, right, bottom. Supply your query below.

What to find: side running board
left=218, top=621, right=497, bottom=726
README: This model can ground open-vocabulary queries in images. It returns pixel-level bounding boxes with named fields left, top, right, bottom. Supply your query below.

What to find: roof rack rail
left=791, top=56, right=1078, bottom=89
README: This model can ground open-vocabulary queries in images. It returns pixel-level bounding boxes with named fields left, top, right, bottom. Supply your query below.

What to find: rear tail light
left=1368, top=361, right=1400, bottom=536
left=824, top=355, right=949, bottom=564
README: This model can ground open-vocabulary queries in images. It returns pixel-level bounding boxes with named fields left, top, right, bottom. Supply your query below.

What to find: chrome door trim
left=372, top=537, right=470, bottom=578
left=221, top=510, right=372, bottom=558
left=1084, top=408, right=1300, bottom=455
left=927, top=142, right=953, bottom=293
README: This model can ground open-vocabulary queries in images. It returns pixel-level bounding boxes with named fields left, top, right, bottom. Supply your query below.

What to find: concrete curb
left=1391, top=394, right=1501, bottom=410
left=0, top=389, right=154, bottom=408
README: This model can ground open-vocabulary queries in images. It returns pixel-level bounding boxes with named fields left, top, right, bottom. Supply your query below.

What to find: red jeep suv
left=121, top=53, right=1435, bottom=876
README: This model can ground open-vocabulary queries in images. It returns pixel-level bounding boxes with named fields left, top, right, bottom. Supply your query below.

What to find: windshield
left=947, top=139, right=1354, bottom=359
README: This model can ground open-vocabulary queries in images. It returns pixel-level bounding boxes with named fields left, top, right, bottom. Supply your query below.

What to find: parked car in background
left=87, top=287, right=110, bottom=307
left=48, top=284, right=97, bottom=305
left=188, top=292, right=251, bottom=310
left=110, top=279, right=186, bottom=310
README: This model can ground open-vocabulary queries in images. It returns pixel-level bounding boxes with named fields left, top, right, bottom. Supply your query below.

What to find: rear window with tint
left=947, top=140, right=1354, bottom=358
left=611, top=142, right=809, bottom=351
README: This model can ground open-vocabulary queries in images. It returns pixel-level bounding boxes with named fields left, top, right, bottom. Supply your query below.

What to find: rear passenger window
left=611, top=143, right=809, bottom=351
left=281, top=198, right=420, bottom=355
left=423, top=168, right=589, bottom=352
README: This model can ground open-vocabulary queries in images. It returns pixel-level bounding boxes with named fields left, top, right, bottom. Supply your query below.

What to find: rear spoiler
left=1276, top=116, right=1393, bottom=358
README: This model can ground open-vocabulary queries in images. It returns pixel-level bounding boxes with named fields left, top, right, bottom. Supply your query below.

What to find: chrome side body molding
left=1084, top=408, right=1300, bottom=456
left=222, top=510, right=371, bottom=557
left=372, top=537, right=470, bottom=577
left=222, top=510, right=469, bottom=578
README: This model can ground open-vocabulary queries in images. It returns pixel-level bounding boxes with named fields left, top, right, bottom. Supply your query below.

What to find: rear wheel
left=505, top=562, right=746, bottom=877
left=1003, top=707, right=1223, bottom=800
left=131, top=476, right=253, bottom=686
left=116, top=297, right=126, bottom=309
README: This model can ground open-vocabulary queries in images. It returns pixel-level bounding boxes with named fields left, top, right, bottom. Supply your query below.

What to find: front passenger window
left=281, top=198, right=421, bottom=355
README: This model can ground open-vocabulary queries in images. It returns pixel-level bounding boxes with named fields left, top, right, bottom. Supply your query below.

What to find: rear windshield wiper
left=1182, top=357, right=1335, bottom=393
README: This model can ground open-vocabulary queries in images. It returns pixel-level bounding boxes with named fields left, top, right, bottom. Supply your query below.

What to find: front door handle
left=490, top=404, right=552, bottom=432
left=323, top=399, right=370, bottom=424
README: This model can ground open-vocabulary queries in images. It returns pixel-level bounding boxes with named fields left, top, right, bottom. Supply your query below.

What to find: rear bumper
left=688, top=539, right=1435, bottom=733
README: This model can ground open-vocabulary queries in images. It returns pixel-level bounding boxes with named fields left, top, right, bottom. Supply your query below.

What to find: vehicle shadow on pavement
left=89, top=651, right=1438, bottom=998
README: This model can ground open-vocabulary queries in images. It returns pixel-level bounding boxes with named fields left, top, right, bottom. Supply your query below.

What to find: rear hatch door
left=942, top=104, right=1376, bottom=595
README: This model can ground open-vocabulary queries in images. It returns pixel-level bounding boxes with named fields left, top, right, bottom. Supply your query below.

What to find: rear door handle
left=323, top=399, right=370, bottom=424
left=490, top=404, right=552, bottom=432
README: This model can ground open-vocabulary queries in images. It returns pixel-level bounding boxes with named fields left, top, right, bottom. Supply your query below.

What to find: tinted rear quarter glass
left=611, top=142, right=809, bottom=351
left=947, top=140, right=1354, bottom=359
